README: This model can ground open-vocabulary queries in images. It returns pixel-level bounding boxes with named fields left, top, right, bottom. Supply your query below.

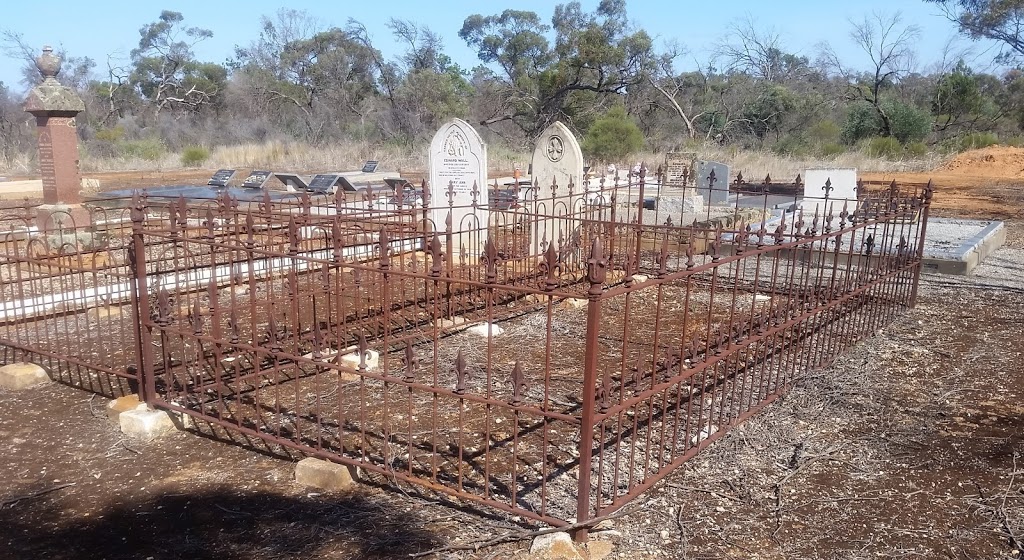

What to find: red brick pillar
left=33, top=113, right=82, bottom=204
left=24, top=46, right=86, bottom=207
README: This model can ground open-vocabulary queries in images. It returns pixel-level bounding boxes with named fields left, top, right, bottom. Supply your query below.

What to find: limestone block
left=107, top=394, right=141, bottom=422
left=586, top=540, right=615, bottom=560
left=295, top=457, right=356, bottom=491
left=0, top=362, right=50, bottom=390
left=119, top=404, right=182, bottom=441
left=529, top=532, right=584, bottom=560
left=630, top=274, right=650, bottom=284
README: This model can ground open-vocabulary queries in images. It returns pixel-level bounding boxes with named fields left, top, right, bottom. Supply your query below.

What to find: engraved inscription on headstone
left=361, top=160, right=379, bottom=173
left=207, top=169, right=236, bottom=187
left=696, top=160, right=730, bottom=204
left=241, top=170, right=272, bottom=189
left=428, top=118, right=488, bottom=251
left=529, top=121, right=585, bottom=253
left=307, top=174, right=341, bottom=193
left=664, top=152, right=696, bottom=187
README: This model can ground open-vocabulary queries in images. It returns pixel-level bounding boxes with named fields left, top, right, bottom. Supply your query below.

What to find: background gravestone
left=530, top=121, right=584, bottom=253
left=802, top=168, right=857, bottom=213
left=664, top=152, right=704, bottom=214
left=428, top=119, right=488, bottom=254
left=696, top=160, right=730, bottom=204
left=664, top=152, right=696, bottom=187
left=24, top=46, right=85, bottom=210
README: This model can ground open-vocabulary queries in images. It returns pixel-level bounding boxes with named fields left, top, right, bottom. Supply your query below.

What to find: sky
left=0, top=0, right=1006, bottom=92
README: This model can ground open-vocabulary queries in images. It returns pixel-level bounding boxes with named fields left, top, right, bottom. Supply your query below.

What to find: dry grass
left=5, top=139, right=943, bottom=178
left=634, top=145, right=942, bottom=178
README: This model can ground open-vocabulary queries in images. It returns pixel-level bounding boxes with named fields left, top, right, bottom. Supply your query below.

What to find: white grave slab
left=429, top=118, right=488, bottom=254
left=801, top=168, right=857, bottom=214
left=529, top=121, right=585, bottom=253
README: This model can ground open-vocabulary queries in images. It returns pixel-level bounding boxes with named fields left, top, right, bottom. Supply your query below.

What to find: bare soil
left=2, top=159, right=1024, bottom=559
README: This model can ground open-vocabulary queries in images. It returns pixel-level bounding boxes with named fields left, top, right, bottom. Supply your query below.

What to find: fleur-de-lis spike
left=331, top=220, right=343, bottom=262
left=358, top=334, right=369, bottom=371
left=312, top=321, right=323, bottom=360
left=454, top=349, right=468, bottom=394
left=483, top=238, right=498, bottom=283
left=429, top=233, right=444, bottom=277
left=205, top=207, right=216, bottom=238
left=510, top=362, right=525, bottom=405
left=587, top=236, right=607, bottom=295
left=543, top=242, right=559, bottom=291
left=379, top=228, right=391, bottom=271
left=404, top=343, right=417, bottom=382
left=228, top=308, right=240, bottom=345
left=287, top=217, right=299, bottom=253
left=191, top=299, right=203, bottom=335
left=156, top=287, right=172, bottom=325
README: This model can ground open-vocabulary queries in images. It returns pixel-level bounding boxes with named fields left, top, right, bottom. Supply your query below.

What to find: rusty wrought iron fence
left=116, top=176, right=932, bottom=539
left=0, top=202, right=144, bottom=396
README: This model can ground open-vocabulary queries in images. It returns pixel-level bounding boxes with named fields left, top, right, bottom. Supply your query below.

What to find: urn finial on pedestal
left=35, top=45, right=61, bottom=82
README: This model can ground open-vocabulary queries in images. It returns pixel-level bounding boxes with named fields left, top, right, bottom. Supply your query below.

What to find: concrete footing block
left=107, top=394, right=141, bottom=422
left=295, top=457, right=357, bottom=491
left=119, top=404, right=187, bottom=441
left=0, top=362, right=50, bottom=390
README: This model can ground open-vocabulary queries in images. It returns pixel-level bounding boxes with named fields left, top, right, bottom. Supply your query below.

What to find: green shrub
left=842, top=103, right=882, bottom=145
left=958, top=132, right=998, bottom=151
left=1005, top=136, right=1024, bottom=147
left=771, top=135, right=808, bottom=156
left=117, top=138, right=166, bottom=161
left=180, top=145, right=211, bottom=167
left=905, top=141, right=929, bottom=157
left=864, top=136, right=903, bottom=159
left=819, top=142, right=845, bottom=158
left=93, top=126, right=125, bottom=143
left=581, top=105, right=644, bottom=163
left=808, top=120, right=841, bottom=145
left=884, top=101, right=932, bottom=144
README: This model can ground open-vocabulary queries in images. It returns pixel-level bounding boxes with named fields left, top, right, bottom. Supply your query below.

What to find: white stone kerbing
left=428, top=118, right=488, bottom=255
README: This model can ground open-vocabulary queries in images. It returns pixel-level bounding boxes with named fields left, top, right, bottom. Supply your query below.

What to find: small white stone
left=467, top=323, right=504, bottom=337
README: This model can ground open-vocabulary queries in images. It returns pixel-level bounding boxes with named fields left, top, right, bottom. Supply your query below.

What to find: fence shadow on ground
left=0, top=488, right=442, bottom=560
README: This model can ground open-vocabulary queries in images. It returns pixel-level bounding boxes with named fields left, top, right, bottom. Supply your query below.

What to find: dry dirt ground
left=2, top=161, right=1024, bottom=559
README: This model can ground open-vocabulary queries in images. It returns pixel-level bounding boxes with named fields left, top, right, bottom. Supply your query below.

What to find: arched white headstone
left=529, top=121, right=585, bottom=253
left=428, top=118, right=488, bottom=256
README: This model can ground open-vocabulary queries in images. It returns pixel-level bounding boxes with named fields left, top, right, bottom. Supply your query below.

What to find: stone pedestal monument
left=23, top=46, right=87, bottom=227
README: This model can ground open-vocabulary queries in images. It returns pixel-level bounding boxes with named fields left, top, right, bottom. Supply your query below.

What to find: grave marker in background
left=530, top=121, right=584, bottom=252
left=802, top=168, right=857, bottom=213
left=664, top=152, right=704, bottom=213
left=207, top=169, right=236, bottom=187
left=240, top=170, right=272, bottom=189
left=24, top=46, right=85, bottom=209
left=428, top=118, right=488, bottom=253
left=696, top=160, right=730, bottom=205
